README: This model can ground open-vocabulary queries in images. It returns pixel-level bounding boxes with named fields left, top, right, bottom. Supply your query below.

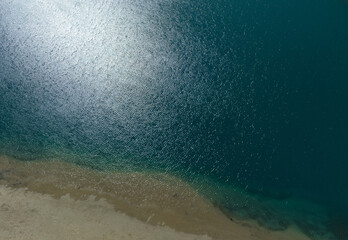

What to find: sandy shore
left=0, top=155, right=311, bottom=240
left=0, top=186, right=211, bottom=240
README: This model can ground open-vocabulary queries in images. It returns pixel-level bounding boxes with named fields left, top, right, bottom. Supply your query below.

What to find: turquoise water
left=1, top=0, right=348, bottom=239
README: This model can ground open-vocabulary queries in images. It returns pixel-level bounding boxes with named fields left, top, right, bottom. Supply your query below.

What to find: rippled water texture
left=1, top=0, right=348, bottom=239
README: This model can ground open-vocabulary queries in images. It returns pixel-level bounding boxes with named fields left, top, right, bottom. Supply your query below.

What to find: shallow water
left=0, top=155, right=313, bottom=240
left=1, top=0, right=348, bottom=239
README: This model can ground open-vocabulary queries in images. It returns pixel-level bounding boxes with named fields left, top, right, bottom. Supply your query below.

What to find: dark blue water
left=1, top=0, right=348, bottom=239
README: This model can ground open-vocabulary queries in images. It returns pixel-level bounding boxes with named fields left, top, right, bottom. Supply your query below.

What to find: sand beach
left=0, top=155, right=310, bottom=240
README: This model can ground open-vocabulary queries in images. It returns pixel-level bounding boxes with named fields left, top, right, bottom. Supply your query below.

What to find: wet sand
left=0, top=155, right=310, bottom=240
left=0, top=186, right=211, bottom=240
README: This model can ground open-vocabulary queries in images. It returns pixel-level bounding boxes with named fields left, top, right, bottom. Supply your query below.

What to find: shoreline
left=0, top=186, right=211, bottom=240
left=0, top=155, right=310, bottom=240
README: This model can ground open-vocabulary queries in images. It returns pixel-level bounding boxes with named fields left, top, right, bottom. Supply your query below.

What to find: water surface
left=1, top=0, right=348, bottom=239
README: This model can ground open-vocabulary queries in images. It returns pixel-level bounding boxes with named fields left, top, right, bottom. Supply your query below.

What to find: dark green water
left=1, top=0, right=347, bottom=239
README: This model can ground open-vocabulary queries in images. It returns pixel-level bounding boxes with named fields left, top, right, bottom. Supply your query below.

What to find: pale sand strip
left=0, top=155, right=311, bottom=240
left=0, top=186, right=211, bottom=240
